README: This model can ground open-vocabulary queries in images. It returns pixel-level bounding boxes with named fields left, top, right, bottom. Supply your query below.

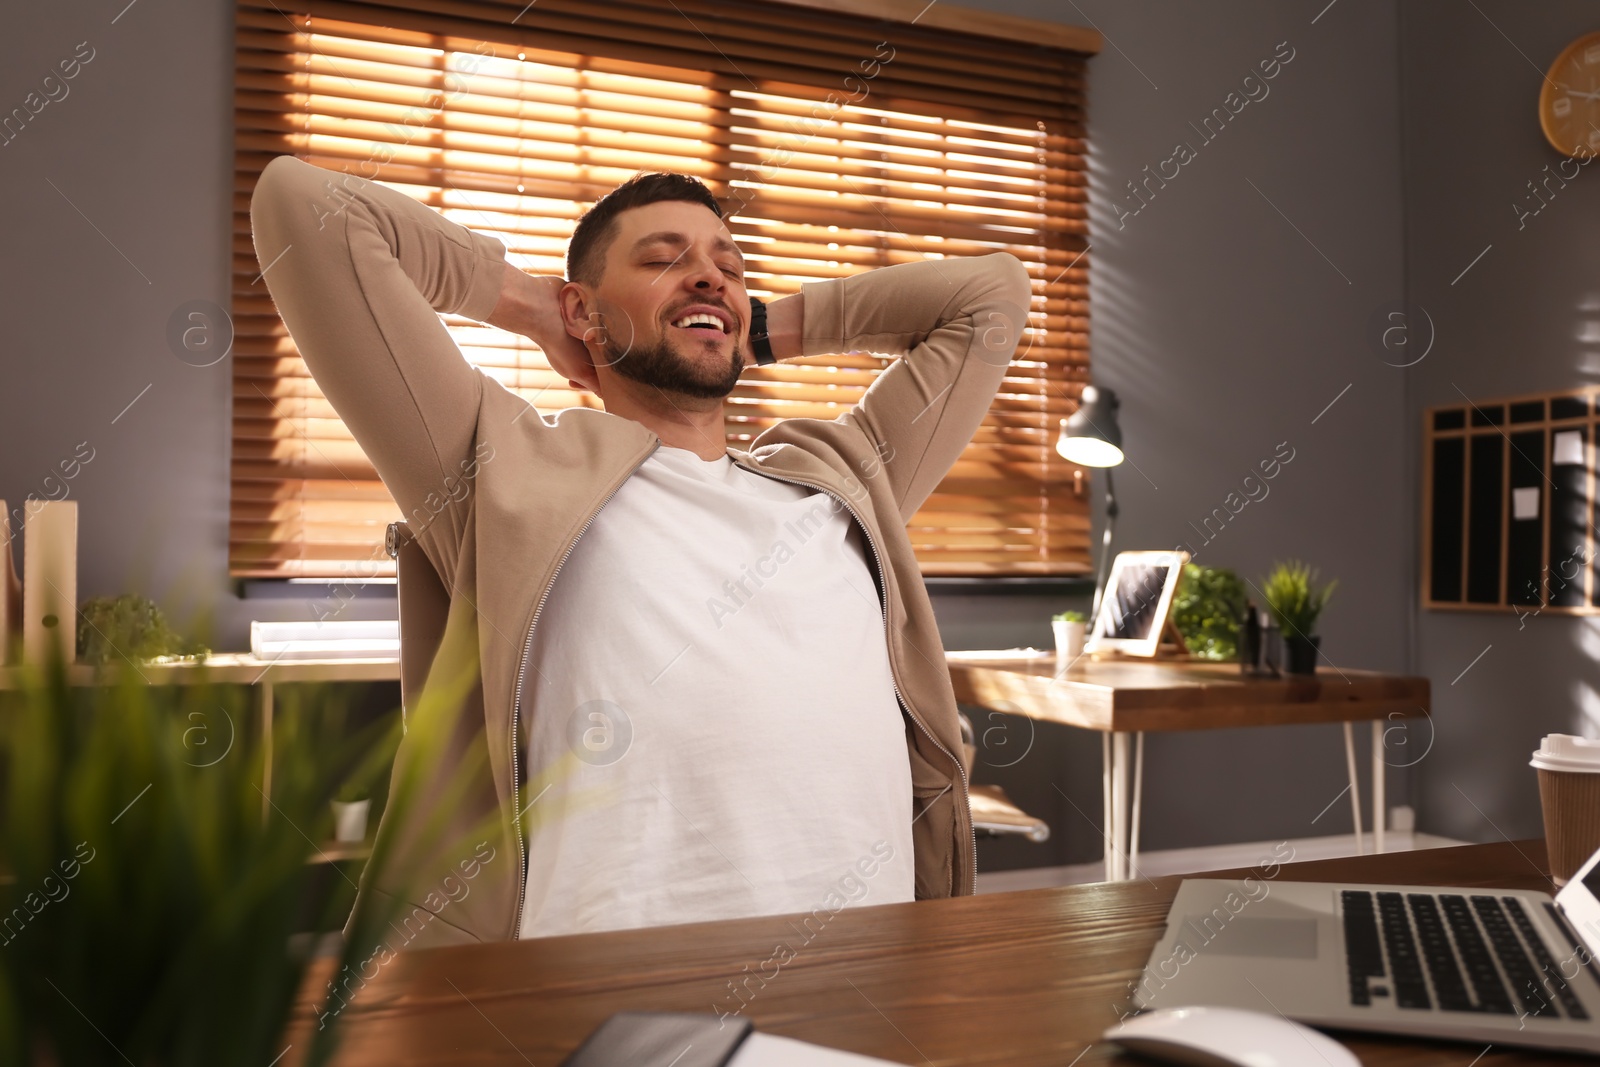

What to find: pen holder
left=1259, top=621, right=1282, bottom=678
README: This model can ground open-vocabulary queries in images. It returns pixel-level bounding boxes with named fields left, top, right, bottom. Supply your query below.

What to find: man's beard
left=602, top=330, right=742, bottom=400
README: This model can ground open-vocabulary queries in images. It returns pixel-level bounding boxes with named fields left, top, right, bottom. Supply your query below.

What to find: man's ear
left=558, top=281, right=595, bottom=345
left=560, top=282, right=621, bottom=359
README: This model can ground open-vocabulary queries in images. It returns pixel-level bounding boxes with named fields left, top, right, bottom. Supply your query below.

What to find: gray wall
left=0, top=2, right=405, bottom=651
left=1401, top=0, right=1600, bottom=843
left=11, top=0, right=1540, bottom=874
left=946, top=0, right=1412, bottom=869
left=3, top=2, right=237, bottom=629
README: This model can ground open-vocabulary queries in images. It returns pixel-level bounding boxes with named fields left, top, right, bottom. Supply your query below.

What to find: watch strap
left=748, top=296, right=776, bottom=366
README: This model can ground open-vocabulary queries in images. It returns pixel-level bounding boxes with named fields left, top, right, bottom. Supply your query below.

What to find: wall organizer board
left=1424, top=389, right=1598, bottom=614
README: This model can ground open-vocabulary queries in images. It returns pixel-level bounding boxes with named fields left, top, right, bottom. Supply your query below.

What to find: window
left=232, top=0, right=1098, bottom=578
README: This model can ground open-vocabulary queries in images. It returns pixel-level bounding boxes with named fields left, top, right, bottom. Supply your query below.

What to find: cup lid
left=1530, top=734, right=1600, bottom=773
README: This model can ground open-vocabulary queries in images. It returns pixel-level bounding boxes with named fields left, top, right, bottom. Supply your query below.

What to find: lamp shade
left=1056, top=385, right=1125, bottom=468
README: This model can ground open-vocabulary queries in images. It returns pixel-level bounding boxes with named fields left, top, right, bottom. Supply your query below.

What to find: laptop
left=1133, top=844, right=1600, bottom=1054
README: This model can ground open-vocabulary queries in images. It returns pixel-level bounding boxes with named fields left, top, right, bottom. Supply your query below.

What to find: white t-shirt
left=517, top=445, right=915, bottom=939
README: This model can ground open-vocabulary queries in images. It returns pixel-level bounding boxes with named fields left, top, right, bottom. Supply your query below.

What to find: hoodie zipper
left=734, top=460, right=978, bottom=897
left=508, top=438, right=661, bottom=938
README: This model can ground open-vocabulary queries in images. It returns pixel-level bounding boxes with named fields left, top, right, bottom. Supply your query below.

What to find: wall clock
left=1540, top=31, right=1600, bottom=157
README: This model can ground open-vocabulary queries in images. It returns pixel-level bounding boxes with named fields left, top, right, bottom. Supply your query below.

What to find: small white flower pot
left=1053, top=619, right=1087, bottom=667
left=331, top=798, right=370, bottom=843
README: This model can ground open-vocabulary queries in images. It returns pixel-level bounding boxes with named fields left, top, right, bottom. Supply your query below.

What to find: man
left=250, top=156, right=1030, bottom=946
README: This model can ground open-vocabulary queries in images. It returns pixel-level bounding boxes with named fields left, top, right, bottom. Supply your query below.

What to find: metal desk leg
left=1129, top=732, right=1145, bottom=879
left=1372, top=720, right=1386, bottom=854
left=1342, top=721, right=1364, bottom=856
left=1111, top=732, right=1130, bottom=881
left=1102, top=732, right=1115, bottom=882
left=260, top=680, right=274, bottom=823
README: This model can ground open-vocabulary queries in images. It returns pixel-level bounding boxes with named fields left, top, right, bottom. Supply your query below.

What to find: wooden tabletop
left=0, top=652, right=400, bottom=690
left=287, top=840, right=1564, bottom=1066
left=946, top=653, right=1431, bottom=732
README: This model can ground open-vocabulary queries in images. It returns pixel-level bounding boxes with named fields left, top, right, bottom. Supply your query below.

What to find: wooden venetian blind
left=232, top=0, right=1098, bottom=578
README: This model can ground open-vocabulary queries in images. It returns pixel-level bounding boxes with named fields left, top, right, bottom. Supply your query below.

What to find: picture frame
left=1084, top=549, right=1191, bottom=658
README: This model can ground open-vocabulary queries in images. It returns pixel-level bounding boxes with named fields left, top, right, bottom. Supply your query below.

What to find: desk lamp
left=1056, top=385, right=1125, bottom=621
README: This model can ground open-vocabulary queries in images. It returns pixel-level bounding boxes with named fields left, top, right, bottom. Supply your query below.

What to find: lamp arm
left=1090, top=465, right=1118, bottom=621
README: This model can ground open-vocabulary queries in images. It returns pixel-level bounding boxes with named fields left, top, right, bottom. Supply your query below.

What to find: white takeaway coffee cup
left=1530, top=734, right=1600, bottom=885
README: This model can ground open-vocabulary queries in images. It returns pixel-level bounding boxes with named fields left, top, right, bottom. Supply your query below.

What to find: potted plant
left=1170, top=564, right=1247, bottom=661
left=75, top=593, right=210, bottom=666
left=1260, top=560, right=1337, bottom=675
left=1052, top=610, right=1088, bottom=665
left=332, top=783, right=373, bottom=844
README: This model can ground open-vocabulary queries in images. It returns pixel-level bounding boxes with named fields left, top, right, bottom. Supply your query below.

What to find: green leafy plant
left=0, top=659, right=356, bottom=1065
left=1052, top=610, right=1087, bottom=623
left=1170, top=564, right=1247, bottom=661
left=0, top=632, right=488, bottom=1067
left=334, top=780, right=370, bottom=805
left=1260, top=559, right=1338, bottom=636
left=75, top=593, right=209, bottom=666
left=334, top=719, right=401, bottom=804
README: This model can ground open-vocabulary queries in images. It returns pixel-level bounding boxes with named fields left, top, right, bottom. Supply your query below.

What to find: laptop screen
left=1556, top=843, right=1600, bottom=957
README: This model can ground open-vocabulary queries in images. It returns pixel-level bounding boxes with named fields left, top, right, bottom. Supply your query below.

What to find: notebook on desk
left=1134, top=844, right=1600, bottom=1054
left=560, top=1012, right=902, bottom=1066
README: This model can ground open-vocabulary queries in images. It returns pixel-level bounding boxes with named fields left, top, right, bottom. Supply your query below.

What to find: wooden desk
left=287, top=840, right=1563, bottom=1066
left=947, top=653, right=1432, bottom=880
left=0, top=651, right=400, bottom=691
left=0, top=653, right=400, bottom=820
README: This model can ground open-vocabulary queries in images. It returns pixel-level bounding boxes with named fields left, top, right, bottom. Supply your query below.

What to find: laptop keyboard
left=1341, top=890, right=1588, bottom=1019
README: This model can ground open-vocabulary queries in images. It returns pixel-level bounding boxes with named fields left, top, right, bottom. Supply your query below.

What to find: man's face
left=587, top=199, right=747, bottom=400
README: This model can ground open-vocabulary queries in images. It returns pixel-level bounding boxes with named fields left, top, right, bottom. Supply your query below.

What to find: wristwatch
left=748, top=295, right=776, bottom=366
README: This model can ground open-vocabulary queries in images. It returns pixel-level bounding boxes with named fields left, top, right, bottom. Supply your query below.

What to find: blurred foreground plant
left=0, top=629, right=487, bottom=1067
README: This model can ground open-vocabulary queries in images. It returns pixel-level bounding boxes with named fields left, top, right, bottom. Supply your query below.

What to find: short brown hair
left=566, top=172, right=723, bottom=285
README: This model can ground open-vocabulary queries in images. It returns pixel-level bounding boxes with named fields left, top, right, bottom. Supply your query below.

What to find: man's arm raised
left=250, top=156, right=509, bottom=575
left=485, top=265, right=598, bottom=395
left=784, top=253, right=1032, bottom=522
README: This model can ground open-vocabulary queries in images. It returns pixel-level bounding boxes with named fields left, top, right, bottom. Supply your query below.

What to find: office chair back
left=386, top=521, right=450, bottom=720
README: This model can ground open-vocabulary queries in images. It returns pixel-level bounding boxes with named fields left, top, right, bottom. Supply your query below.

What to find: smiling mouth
left=670, top=312, right=730, bottom=334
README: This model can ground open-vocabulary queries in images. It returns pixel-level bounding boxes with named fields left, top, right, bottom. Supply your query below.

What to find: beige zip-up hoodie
left=249, top=155, right=1032, bottom=948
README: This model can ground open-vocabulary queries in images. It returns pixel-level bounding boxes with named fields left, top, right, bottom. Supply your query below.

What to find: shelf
left=310, top=840, right=372, bottom=864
